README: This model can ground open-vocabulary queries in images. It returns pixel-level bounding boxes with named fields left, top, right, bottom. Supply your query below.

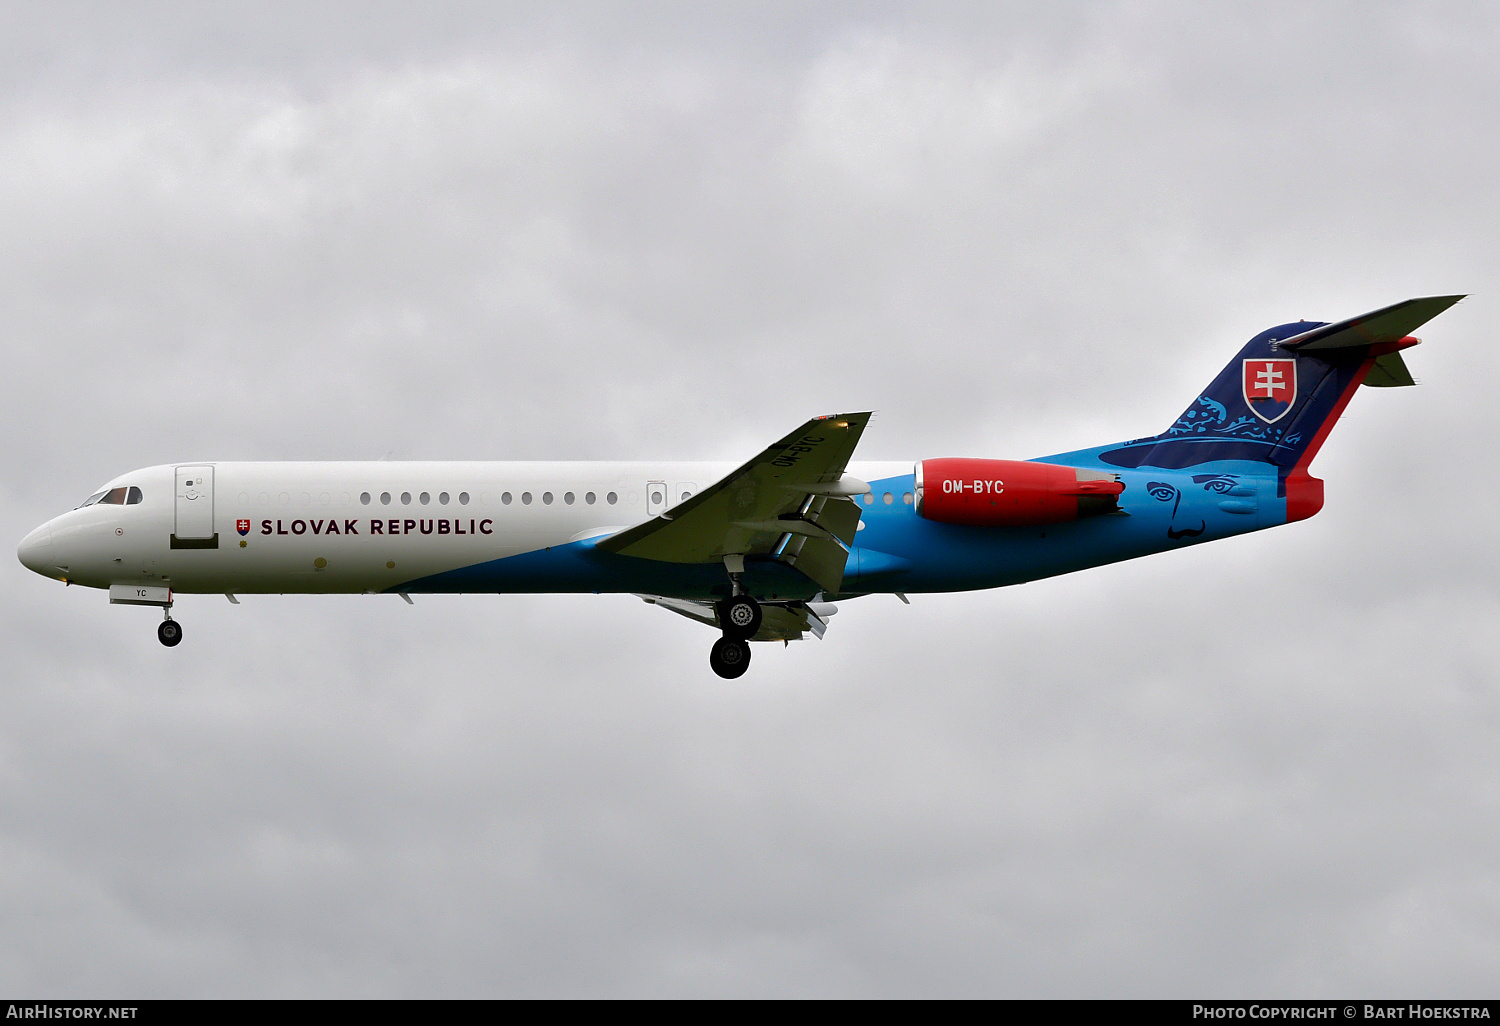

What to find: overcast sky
left=2, top=0, right=1497, bottom=998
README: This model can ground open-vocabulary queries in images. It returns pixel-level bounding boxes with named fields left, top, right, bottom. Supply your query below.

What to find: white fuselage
left=20, top=461, right=911, bottom=595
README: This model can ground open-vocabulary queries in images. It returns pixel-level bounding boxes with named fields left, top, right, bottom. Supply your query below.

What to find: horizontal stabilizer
left=1278, top=295, right=1464, bottom=351
left=1363, top=351, right=1417, bottom=387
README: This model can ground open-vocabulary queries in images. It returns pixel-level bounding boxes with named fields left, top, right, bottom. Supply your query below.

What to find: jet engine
left=914, top=458, right=1124, bottom=527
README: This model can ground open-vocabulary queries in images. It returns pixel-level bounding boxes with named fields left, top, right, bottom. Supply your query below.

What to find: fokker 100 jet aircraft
left=18, top=296, right=1461, bottom=678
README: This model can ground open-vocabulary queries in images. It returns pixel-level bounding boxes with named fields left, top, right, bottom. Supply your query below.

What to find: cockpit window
left=77, top=485, right=142, bottom=508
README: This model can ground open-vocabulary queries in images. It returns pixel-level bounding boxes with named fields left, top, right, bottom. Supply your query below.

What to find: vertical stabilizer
left=1096, top=296, right=1462, bottom=474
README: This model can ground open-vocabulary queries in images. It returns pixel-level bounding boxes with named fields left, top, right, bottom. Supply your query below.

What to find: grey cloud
left=2, top=0, right=1497, bottom=997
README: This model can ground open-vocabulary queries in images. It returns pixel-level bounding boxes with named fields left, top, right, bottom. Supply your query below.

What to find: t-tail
left=1095, top=295, right=1464, bottom=520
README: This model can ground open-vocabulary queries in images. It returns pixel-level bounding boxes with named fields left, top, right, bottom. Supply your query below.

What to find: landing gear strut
left=709, top=636, right=751, bottom=679
left=711, top=555, right=759, bottom=678
left=157, top=611, right=182, bottom=647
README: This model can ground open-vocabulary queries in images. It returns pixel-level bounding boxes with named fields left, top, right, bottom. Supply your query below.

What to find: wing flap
left=637, top=594, right=836, bottom=642
left=783, top=534, right=852, bottom=595
left=769, top=493, right=863, bottom=593
left=638, top=594, right=719, bottom=628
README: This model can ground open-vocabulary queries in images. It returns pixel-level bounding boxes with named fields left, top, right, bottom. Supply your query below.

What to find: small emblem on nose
left=236, top=519, right=251, bottom=536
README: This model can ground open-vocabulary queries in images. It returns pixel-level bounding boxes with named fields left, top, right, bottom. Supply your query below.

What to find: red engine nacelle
left=915, top=458, right=1124, bottom=527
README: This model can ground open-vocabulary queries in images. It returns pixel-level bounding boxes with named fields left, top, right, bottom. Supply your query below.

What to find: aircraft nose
left=17, top=522, right=59, bottom=579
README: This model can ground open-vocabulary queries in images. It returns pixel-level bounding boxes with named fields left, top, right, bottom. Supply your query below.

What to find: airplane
left=17, top=295, right=1463, bottom=678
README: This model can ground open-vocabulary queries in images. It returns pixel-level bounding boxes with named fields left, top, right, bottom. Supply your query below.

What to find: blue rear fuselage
left=398, top=452, right=1282, bottom=602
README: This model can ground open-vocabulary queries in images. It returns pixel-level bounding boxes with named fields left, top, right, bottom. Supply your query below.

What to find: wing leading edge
left=596, top=413, right=873, bottom=594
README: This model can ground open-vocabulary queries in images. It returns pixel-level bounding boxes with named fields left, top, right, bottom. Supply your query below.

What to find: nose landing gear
left=157, top=611, right=182, bottom=647
left=106, top=586, right=182, bottom=647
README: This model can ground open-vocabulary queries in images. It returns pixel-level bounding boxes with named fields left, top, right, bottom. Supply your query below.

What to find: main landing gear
left=720, top=594, right=763, bottom=637
left=708, top=555, right=761, bottom=679
left=157, top=613, right=182, bottom=647
left=709, top=636, right=750, bottom=679
left=709, top=594, right=762, bottom=679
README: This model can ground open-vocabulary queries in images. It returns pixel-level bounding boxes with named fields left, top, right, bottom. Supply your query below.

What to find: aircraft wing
left=597, top=413, right=873, bottom=594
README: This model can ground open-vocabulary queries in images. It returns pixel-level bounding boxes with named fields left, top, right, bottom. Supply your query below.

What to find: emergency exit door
left=646, top=480, right=668, bottom=516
